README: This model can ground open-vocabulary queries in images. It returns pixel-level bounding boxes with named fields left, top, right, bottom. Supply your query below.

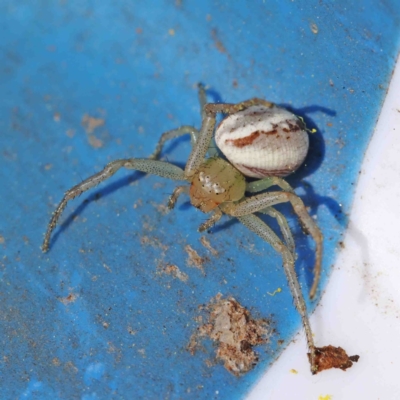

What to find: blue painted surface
left=0, top=1, right=399, bottom=399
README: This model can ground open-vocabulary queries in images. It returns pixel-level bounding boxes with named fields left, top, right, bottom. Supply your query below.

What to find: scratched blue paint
left=0, top=1, right=399, bottom=399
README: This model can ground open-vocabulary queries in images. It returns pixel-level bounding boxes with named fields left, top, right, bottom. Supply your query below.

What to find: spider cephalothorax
left=43, top=84, right=356, bottom=374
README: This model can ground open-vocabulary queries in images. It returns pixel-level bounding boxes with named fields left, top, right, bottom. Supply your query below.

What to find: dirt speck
left=141, top=235, right=168, bottom=251
left=158, top=263, right=189, bottom=282
left=309, top=345, right=360, bottom=374
left=64, top=361, right=78, bottom=374
left=151, top=201, right=169, bottom=215
left=185, top=245, right=206, bottom=274
left=52, top=357, right=61, bottom=367
left=128, top=326, right=137, bottom=335
left=81, top=113, right=105, bottom=148
left=188, top=294, right=270, bottom=375
left=81, top=114, right=105, bottom=134
left=59, top=293, right=78, bottom=305
left=200, top=236, right=218, bottom=256
left=211, top=28, right=228, bottom=54
left=87, top=135, right=103, bottom=148
left=310, top=22, right=319, bottom=34
left=103, top=263, right=112, bottom=273
left=0, top=235, right=4, bottom=244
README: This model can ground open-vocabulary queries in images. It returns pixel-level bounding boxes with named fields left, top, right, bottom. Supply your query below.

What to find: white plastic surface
left=248, top=55, right=400, bottom=400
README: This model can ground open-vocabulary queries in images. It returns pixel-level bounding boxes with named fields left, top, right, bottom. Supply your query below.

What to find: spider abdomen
left=215, top=105, right=309, bottom=179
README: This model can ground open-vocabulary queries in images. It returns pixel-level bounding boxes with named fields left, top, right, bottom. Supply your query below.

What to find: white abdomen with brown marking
left=215, top=105, right=309, bottom=178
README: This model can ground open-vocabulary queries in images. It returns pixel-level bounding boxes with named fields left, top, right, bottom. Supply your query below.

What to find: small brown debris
left=185, top=245, right=206, bottom=274
left=0, top=235, right=4, bottom=244
left=309, top=345, right=360, bottom=374
left=81, top=114, right=105, bottom=148
left=64, top=361, right=78, bottom=374
left=81, top=114, right=105, bottom=134
left=200, top=236, right=218, bottom=256
left=127, top=327, right=137, bottom=335
left=87, top=135, right=103, bottom=149
left=59, top=293, right=78, bottom=305
left=52, top=357, right=61, bottom=367
left=211, top=28, right=227, bottom=54
left=188, top=294, right=269, bottom=375
left=158, top=264, right=189, bottom=282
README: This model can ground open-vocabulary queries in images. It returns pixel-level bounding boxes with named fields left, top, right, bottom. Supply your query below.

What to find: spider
left=43, top=84, right=324, bottom=373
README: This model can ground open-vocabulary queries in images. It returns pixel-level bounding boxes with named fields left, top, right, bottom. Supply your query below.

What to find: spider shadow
left=279, top=103, right=334, bottom=181
left=48, top=171, right=148, bottom=249
left=277, top=104, right=347, bottom=227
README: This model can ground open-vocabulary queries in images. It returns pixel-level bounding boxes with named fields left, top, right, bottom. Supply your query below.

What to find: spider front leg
left=167, top=185, right=222, bottom=232
left=149, top=126, right=200, bottom=160
left=224, top=191, right=323, bottom=299
left=42, top=159, right=185, bottom=252
left=198, top=208, right=223, bottom=232
left=168, top=185, right=189, bottom=209
left=150, top=84, right=220, bottom=161
left=236, top=213, right=317, bottom=373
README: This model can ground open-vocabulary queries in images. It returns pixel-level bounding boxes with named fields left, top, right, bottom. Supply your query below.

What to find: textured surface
left=0, top=1, right=399, bottom=399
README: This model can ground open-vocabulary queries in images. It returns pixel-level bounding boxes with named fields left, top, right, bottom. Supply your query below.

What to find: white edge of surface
left=248, top=54, right=400, bottom=400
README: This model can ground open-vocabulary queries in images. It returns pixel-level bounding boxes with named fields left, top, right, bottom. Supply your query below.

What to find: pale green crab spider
left=43, top=84, right=353, bottom=374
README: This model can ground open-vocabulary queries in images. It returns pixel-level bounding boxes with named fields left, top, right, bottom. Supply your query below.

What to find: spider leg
left=149, top=84, right=218, bottom=161
left=259, top=206, right=296, bottom=259
left=247, top=178, right=296, bottom=255
left=246, top=176, right=295, bottom=194
left=237, top=213, right=317, bottom=373
left=185, top=98, right=275, bottom=177
left=149, top=126, right=199, bottom=160
left=43, top=159, right=185, bottom=252
left=224, top=191, right=323, bottom=300
left=197, top=84, right=219, bottom=158
left=198, top=208, right=223, bottom=232
left=168, top=185, right=189, bottom=209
